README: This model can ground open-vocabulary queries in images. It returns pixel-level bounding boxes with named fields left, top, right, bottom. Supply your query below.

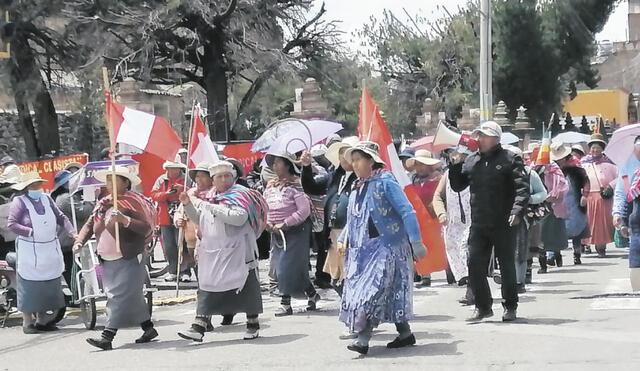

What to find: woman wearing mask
left=8, top=173, right=75, bottom=334
left=338, top=142, right=426, bottom=355
left=75, top=166, right=158, bottom=350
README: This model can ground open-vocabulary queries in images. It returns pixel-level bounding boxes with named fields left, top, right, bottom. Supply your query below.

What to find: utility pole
left=479, top=0, right=493, bottom=121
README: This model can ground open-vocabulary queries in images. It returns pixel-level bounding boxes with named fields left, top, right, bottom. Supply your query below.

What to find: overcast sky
left=319, top=0, right=630, bottom=46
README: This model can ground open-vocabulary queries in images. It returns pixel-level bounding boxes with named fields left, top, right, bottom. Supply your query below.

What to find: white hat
left=406, top=149, right=441, bottom=167
left=344, top=141, right=386, bottom=166
left=162, top=160, right=187, bottom=170
left=265, top=151, right=301, bottom=175
left=188, top=162, right=213, bottom=181
left=550, top=142, right=572, bottom=161
left=94, top=165, right=141, bottom=186
left=208, top=161, right=237, bottom=178
left=11, top=173, right=47, bottom=191
left=473, top=121, right=503, bottom=138
left=503, top=144, right=523, bottom=157
left=310, top=144, right=328, bottom=158
left=64, top=162, right=84, bottom=171
left=325, top=136, right=359, bottom=167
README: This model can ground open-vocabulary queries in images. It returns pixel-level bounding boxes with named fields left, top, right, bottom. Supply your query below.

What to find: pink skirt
left=582, top=192, right=614, bottom=246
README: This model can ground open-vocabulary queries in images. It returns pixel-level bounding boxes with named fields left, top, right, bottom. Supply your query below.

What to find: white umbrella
left=604, top=123, right=640, bottom=165
left=552, top=131, right=590, bottom=144
left=266, top=119, right=343, bottom=155
left=501, top=132, right=520, bottom=145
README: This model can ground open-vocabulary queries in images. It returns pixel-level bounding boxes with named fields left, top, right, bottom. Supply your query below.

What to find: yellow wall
left=563, top=89, right=629, bottom=124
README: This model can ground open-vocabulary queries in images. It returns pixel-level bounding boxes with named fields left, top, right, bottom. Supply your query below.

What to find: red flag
left=357, top=87, right=448, bottom=275
left=187, top=105, right=219, bottom=168
left=105, top=94, right=182, bottom=162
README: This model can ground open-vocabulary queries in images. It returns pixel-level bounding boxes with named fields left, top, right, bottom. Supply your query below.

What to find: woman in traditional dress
left=264, top=151, right=320, bottom=316
left=8, top=173, right=75, bottom=334
left=582, top=134, right=618, bottom=257
left=337, top=141, right=426, bottom=355
left=177, top=161, right=267, bottom=342
left=75, top=165, right=158, bottom=350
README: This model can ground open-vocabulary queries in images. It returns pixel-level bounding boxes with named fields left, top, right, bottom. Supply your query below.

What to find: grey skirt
left=197, top=270, right=263, bottom=316
left=270, top=221, right=312, bottom=298
left=102, top=254, right=150, bottom=329
left=17, top=275, right=65, bottom=313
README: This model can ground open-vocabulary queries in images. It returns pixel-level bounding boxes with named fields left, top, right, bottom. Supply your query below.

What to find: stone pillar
left=415, top=98, right=440, bottom=136
left=493, top=100, right=512, bottom=131
left=512, top=106, right=534, bottom=150
left=290, top=78, right=331, bottom=119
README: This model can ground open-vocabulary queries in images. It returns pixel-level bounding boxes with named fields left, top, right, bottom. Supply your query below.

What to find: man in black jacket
left=449, top=121, right=529, bottom=322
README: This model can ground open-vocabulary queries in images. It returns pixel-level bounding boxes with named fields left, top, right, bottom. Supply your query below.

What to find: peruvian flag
left=358, top=88, right=448, bottom=275
left=106, top=94, right=183, bottom=162
left=188, top=104, right=220, bottom=168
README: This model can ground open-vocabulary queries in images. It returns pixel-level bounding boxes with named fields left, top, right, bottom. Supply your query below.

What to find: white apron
left=16, top=195, right=64, bottom=281
left=197, top=210, right=249, bottom=293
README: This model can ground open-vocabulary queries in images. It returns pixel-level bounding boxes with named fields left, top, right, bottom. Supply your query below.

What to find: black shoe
left=23, top=324, right=40, bottom=334
left=516, top=283, right=526, bottom=294
left=347, top=343, right=369, bottom=355
left=458, top=277, right=469, bottom=286
left=537, top=253, right=548, bottom=274
left=466, top=308, right=494, bottom=322
left=135, top=328, right=158, bottom=344
left=35, top=323, right=59, bottom=332
left=413, top=273, right=422, bottom=283
left=556, top=254, right=563, bottom=267
left=306, top=293, right=321, bottom=311
left=177, top=327, right=204, bottom=342
left=525, top=270, right=532, bottom=284
left=502, top=308, right=517, bottom=322
left=221, top=315, right=235, bottom=326
left=313, top=279, right=333, bottom=290
left=387, top=334, right=416, bottom=348
left=446, top=269, right=456, bottom=285
left=416, top=277, right=431, bottom=287
left=547, top=256, right=556, bottom=267
left=584, top=245, right=592, bottom=254
left=275, top=306, right=293, bottom=317
left=205, top=320, right=214, bottom=332
left=574, top=255, right=582, bottom=265
left=86, top=338, right=113, bottom=351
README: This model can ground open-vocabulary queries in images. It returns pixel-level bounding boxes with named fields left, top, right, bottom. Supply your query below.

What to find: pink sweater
left=264, top=185, right=311, bottom=227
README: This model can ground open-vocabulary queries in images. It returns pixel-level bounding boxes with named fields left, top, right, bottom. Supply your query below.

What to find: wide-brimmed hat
left=53, top=170, right=73, bottom=192
left=398, top=147, right=416, bottom=160
left=571, top=144, right=586, bottom=155
left=406, top=149, right=440, bottom=167
left=12, top=172, right=47, bottom=191
left=209, top=161, right=237, bottom=178
left=503, top=144, right=523, bottom=157
left=473, top=121, right=503, bottom=138
left=344, top=141, right=386, bottom=166
left=265, top=151, right=300, bottom=174
left=188, top=162, right=213, bottom=181
left=588, top=133, right=607, bottom=148
left=225, top=157, right=245, bottom=178
left=524, top=142, right=540, bottom=155
left=550, top=142, right=572, bottom=161
left=162, top=160, right=187, bottom=170
left=310, top=144, right=328, bottom=158
left=95, top=165, right=141, bottom=186
left=325, top=136, right=359, bottom=167
left=64, top=162, right=83, bottom=172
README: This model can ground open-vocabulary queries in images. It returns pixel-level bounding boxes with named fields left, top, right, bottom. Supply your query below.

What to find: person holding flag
left=448, top=121, right=529, bottom=322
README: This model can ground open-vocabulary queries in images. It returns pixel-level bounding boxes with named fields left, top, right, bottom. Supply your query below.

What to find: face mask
left=28, top=190, right=43, bottom=199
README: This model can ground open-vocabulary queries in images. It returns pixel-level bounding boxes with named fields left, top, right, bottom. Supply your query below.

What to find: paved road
left=1, top=246, right=640, bottom=371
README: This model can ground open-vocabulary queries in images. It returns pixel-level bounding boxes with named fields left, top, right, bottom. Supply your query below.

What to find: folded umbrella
left=605, top=123, right=640, bottom=165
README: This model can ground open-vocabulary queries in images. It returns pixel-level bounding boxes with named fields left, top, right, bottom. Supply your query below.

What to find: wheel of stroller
left=80, top=298, right=96, bottom=330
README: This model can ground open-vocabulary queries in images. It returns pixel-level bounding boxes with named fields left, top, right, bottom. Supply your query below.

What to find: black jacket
left=301, top=165, right=357, bottom=232
left=562, top=165, right=589, bottom=214
left=449, top=144, right=530, bottom=227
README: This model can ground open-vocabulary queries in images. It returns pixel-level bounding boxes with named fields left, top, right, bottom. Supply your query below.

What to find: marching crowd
left=2, top=119, right=639, bottom=356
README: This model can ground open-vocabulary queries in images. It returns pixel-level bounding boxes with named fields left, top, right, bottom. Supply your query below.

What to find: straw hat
left=188, top=162, right=213, bottom=181
left=550, top=142, right=572, bottom=161
left=406, top=149, right=440, bottom=167
left=12, top=172, right=48, bottom=191
left=325, top=136, right=359, bottom=167
left=265, top=151, right=301, bottom=174
left=209, top=161, right=237, bottom=178
left=162, top=160, right=187, bottom=170
left=94, top=165, right=141, bottom=186
left=588, top=133, right=607, bottom=148
left=344, top=141, right=386, bottom=166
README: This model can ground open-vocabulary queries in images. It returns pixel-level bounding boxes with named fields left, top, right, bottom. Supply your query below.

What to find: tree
left=68, top=0, right=340, bottom=141
left=0, top=0, right=85, bottom=159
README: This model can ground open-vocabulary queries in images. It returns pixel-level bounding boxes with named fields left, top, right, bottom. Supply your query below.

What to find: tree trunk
left=33, top=78, right=61, bottom=157
left=203, top=29, right=230, bottom=142
left=8, top=58, right=40, bottom=159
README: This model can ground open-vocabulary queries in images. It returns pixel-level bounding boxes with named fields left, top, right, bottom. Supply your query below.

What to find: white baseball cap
left=473, top=121, right=503, bottom=138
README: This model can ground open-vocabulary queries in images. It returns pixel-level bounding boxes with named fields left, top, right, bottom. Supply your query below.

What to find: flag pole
left=102, top=67, right=121, bottom=255
left=175, top=100, right=197, bottom=297
left=361, top=79, right=376, bottom=141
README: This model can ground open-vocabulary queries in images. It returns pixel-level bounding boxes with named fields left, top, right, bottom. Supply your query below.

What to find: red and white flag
left=106, top=94, right=183, bottom=162
left=188, top=104, right=219, bottom=168
left=358, top=87, right=448, bottom=275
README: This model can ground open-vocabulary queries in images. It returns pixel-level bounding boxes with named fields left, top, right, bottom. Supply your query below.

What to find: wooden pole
left=175, top=100, right=196, bottom=297
left=102, top=67, right=121, bottom=254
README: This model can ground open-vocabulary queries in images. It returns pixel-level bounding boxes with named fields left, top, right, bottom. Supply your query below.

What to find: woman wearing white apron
left=177, top=161, right=268, bottom=342
left=7, top=173, right=74, bottom=334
